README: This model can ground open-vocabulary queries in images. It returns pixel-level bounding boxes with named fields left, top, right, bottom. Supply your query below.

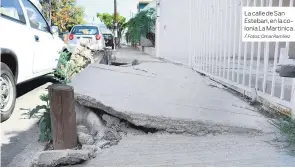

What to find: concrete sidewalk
left=70, top=48, right=295, bottom=166
left=71, top=48, right=273, bottom=135
left=78, top=133, right=294, bottom=167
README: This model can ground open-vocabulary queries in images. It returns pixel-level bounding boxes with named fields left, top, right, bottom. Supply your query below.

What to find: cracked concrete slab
left=70, top=49, right=275, bottom=136
left=75, top=133, right=295, bottom=167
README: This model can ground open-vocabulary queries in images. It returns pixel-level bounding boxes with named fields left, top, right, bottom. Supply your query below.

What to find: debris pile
left=56, top=38, right=109, bottom=81
left=31, top=102, right=147, bottom=167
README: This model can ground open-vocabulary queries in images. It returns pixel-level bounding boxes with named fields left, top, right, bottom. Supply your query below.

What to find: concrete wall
left=158, top=0, right=295, bottom=66
left=159, top=0, right=190, bottom=65
left=140, top=36, right=153, bottom=47
left=143, top=47, right=156, bottom=57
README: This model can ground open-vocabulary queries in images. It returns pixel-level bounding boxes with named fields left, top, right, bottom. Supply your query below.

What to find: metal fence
left=157, top=0, right=295, bottom=117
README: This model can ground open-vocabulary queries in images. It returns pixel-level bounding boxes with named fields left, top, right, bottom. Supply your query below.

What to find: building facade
left=137, top=0, right=153, bottom=13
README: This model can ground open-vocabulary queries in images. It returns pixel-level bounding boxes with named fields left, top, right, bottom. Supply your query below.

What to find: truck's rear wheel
left=1, top=62, right=16, bottom=122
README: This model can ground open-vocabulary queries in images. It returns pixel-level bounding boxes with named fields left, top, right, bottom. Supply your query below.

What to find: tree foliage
left=97, top=13, right=127, bottom=44
left=126, top=8, right=156, bottom=45
left=41, top=0, right=85, bottom=32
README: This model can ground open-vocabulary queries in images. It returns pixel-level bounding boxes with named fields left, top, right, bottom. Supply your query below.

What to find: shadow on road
left=1, top=75, right=59, bottom=167
left=16, top=74, right=59, bottom=98
left=1, top=123, right=41, bottom=167
left=16, top=75, right=60, bottom=120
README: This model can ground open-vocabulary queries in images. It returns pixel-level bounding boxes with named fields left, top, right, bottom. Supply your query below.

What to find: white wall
left=158, top=0, right=295, bottom=63
left=159, top=0, right=190, bottom=65
left=143, top=47, right=156, bottom=56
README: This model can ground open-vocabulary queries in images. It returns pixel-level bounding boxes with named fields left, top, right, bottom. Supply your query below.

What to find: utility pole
left=114, top=0, right=118, bottom=50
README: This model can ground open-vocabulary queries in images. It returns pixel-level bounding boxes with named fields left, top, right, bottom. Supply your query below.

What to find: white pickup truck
left=0, top=0, right=67, bottom=121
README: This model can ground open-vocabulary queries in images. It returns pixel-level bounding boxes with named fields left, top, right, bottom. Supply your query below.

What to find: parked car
left=67, top=24, right=106, bottom=52
left=59, top=32, right=70, bottom=44
left=102, top=33, right=114, bottom=49
left=0, top=0, right=67, bottom=122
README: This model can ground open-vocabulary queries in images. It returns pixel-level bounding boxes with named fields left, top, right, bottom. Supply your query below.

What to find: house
left=137, top=0, right=153, bottom=13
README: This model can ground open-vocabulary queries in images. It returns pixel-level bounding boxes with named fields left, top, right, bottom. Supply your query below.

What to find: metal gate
left=157, top=0, right=295, bottom=117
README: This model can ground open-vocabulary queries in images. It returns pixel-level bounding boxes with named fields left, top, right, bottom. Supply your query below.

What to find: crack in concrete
left=74, top=93, right=267, bottom=137
left=132, top=67, right=157, bottom=76
left=90, top=66, right=156, bottom=78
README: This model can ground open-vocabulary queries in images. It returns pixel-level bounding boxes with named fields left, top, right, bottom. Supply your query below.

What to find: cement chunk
left=75, top=102, right=106, bottom=137
left=81, top=145, right=98, bottom=158
left=77, top=125, right=89, bottom=134
left=32, top=149, right=90, bottom=167
left=103, top=128, right=122, bottom=141
left=78, top=132, right=94, bottom=145
left=102, top=114, right=121, bottom=130
left=95, top=140, right=119, bottom=149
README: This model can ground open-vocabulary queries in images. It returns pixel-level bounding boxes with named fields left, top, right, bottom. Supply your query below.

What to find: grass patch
left=270, top=117, right=295, bottom=154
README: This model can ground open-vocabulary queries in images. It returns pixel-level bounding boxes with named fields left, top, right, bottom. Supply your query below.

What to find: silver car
left=68, top=24, right=105, bottom=52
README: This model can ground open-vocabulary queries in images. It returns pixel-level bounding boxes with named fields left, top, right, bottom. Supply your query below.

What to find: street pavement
left=0, top=75, right=55, bottom=167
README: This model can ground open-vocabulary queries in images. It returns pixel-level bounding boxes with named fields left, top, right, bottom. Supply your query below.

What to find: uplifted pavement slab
left=70, top=50, right=274, bottom=135
left=77, top=133, right=294, bottom=167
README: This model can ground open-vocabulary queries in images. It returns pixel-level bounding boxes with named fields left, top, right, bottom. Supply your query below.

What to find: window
left=71, top=26, right=99, bottom=35
left=0, top=0, right=26, bottom=24
left=103, top=34, right=113, bottom=40
left=21, top=0, right=49, bottom=32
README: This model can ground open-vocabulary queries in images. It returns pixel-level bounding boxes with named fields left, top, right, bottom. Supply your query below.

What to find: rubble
left=102, top=114, right=121, bottom=131
left=75, top=102, right=106, bottom=137
left=26, top=40, right=115, bottom=167
left=31, top=149, right=90, bottom=167
left=120, top=126, right=146, bottom=136
left=103, top=128, right=122, bottom=141
left=95, top=140, right=119, bottom=149
left=77, top=125, right=89, bottom=134
left=74, top=102, right=126, bottom=161
left=81, top=145, right=99, bottom=158
left=77, top=132, right=95, bottom=145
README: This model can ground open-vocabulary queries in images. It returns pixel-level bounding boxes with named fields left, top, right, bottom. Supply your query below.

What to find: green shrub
left=29, top=93, right=51, bottom=142
left=126, top=8, right=156, bottom=46
left=270, top=117, right=295, bottom=154
left=54, top=50, right=72, bottom=83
